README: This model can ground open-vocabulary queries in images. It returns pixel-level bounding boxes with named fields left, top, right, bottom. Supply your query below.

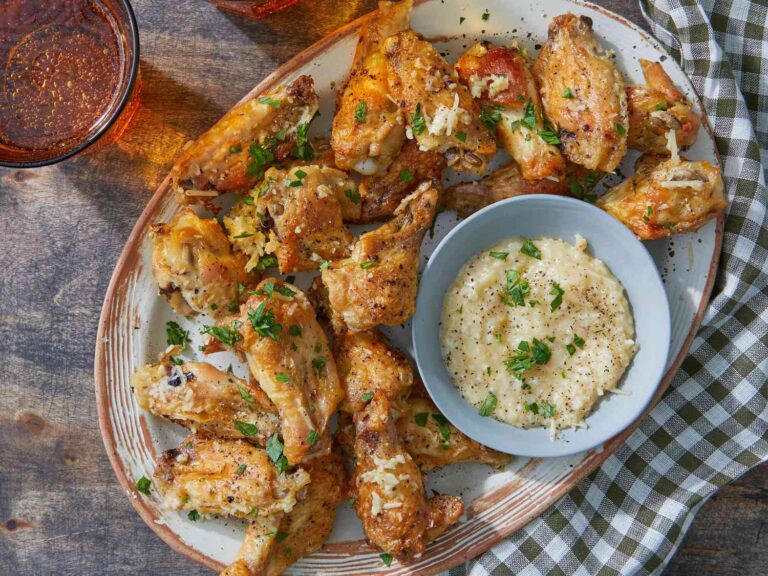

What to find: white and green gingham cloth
left=456, top=1, right=768, bottom=574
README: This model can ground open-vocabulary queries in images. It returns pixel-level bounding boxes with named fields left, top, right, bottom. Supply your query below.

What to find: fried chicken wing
left=354, top=394, right=463, bottom=560
left=132, top=347, right=279, bottom=444
left=532, top=14, right=628, bottom=172
left=331, top=0, right=412, bottom=175
left=317, top=183, right=438, bottom=332
left=597, top=148, right=725, bottom=239
left=258, top=166, right=356, bottom=272
left=455, top=42, right=566, bottom=181
left=627, top=59, right=700, bottom=154
left=356, top=139, right=445, bottom=223
left=443, top=161, right=597, bottom=217
left=155, top=434, right=310, bottom=518
left=385, top=30, right=496, bottom=174
left=170, top=75, right=319, bottom=203
left=234, top=280, right=344, bottom=464
left=151, top=209, right=251, bottom=318
left=221, top=453, right=348, bottom=576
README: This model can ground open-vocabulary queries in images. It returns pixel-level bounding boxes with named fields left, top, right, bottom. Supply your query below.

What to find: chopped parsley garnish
left=234, top=420, right=259, bottom=437
left=275, top=531, right=289, bottom=543
left=354, top=101, right=367, bottom=123
left=169, top=356, right=184, bottom=366
left=266, top=433, right=289, bottom=473
left=236, top=464, right=247, bottom=476
left=478, top=392, right=498, bottom=417
left=524, top=401, right=539, bottom=414
left=312, top=356, right=326, bottom=376
left=520, top=240, right=542, bottom=259
left=287, top=168, right=307, bottom=187
left=414, top=412, right=429, bottom=427
left=188, top=509, right=200, bottom=521
left=380, top=553, right=394, bottom=567
left=431, top=413, right=451, bottom=441
left=248, top=302, right=282, bottom=340
left=238, top=385, right=255, bottom=408
left=256, top=177, right=275, bottom=198
left=510, top=101, right=560, bottom=143
left=166, top=321, right=189, bottom=348
left=361, top=391, right=374, bottom=403
left=307, top=430, right=319, bottom=446
left=614, top=122, right=627, bottom=135
left=489, top=251, right=508, bottom=260
left=246, top=140, right=276, bottom=180
left=481, top=9, right=490, bottom=20
left=136, top=476, right=151, bottom=495
left=455, top=131, right=467, bottom=142
left=562, top=88, right=574, bottom=99
left=459, top=16, right=466, bottom=24
left=241, top=195, right=254, bottom=205
left=480, top=104, right=503, bottom=131
left=655, top=101, right=669, bottom=111
left=360, top=260, right=377, bottom=269
left=229, top=144, right=242, bottom=154
left=505, top=338, right=551, bottom=378
left=318, top=260, right=331, bottom=270
left=399, top=169, right=413, bottom=183
left=345, top=188, right=361, bottom=203
left=275, top=284, right=296, bottom=298
left=537, top=125, right=561, bottom=144
left=541, top=403, right=557, bottom=417
left=255, top=254, right=278, bottom=272
left=411, top=103, right=427, bottom=135
left=258, top=96, right=281, bottom=108
left=549, top=283, right=565, bottom=311
left=203, top=323, right=242, bottom=347
left=288, top=325, right=302, bottom=337
left=234, top=232, right=254, bottom=239
left=291, top=121, right=314, bottom=161
left=275, top=372, right=291, bottom=383
left=501, top=270, right=530, bottom=307
left=642, top=205, right=653, bottom=222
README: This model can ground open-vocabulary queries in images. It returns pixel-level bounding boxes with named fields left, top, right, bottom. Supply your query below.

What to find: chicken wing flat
left=354, top=394, right=463, bottom=560
left=385, top=30, right=496, bottom=174
left=396, top=388, right=511, bottom=471
left=356, top=139, right=445, bottom=223
left=443, top=160, right=597, bottom=217
left=317, top=183, right=438, bottom=332
left=170, top=75, right=319, bottom=203
left=333, top=330, right=414, bottom=413
left=532, top=14, right=628, bottom=172
left=597, top=149, right=725, bottom=239
left=155, top=434, right=310, bottom=518
left=221, top=453, right=348, bottom=576
left=132, top=347, right=279, bottom=444
left=331, top=0, right=412, bottom=175
left=151, top=209, right=251, bottom=318
left=233, top=279, right=344, bottom=464
left=258, top=165, right=356, bottom=272
left=455, top=42, right=566, bottom=181
left=627, top=59, right=700, bottom=154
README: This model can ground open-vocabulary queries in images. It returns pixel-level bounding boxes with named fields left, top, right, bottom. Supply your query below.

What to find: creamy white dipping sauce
left=440, top=236, right=636, bottom=435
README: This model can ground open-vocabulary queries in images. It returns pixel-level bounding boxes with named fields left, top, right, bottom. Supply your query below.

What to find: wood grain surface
left=0, top=1, right=764, bottom=575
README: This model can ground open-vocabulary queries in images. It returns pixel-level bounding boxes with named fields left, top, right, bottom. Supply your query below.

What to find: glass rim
left=0, top=0, right=141, bottom=169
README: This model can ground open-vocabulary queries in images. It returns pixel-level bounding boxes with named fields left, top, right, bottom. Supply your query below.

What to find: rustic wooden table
left=0, top=0, right=765, bottom=574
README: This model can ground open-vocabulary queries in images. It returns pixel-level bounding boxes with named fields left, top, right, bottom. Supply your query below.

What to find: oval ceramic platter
left=95, top=0, right=723, bottom=574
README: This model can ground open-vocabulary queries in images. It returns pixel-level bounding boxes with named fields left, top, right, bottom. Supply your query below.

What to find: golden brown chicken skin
left=151, top=209, right=252, bottom=318
left=356, top=138, right=446, bottom=223
left=597, top=151, right=725, bottom=239
left=385, top=30, right=496, bottom=174
left=532, top=14, right=628, bottom=172
left=627, top=59, right=701, bottom=154
left=233, top=279, right=344, bottom=464
left=170, top=75, right=319, bottom=203
left=221, top=452, right=348, bottom=576
left=353, top=394, right=463, bottom=561
left=316, top=183, right=438, bottom=332
left=132, top=347, right=279, bottom=444
left=257, top=165, right=356, bottom=273
left=155, top=434, right=311, bottom=519
left=455, top=42, right=567, bottom=181
left=443, top=161, right=598, bottom=217
left=331, top=0, right=412, bottom=175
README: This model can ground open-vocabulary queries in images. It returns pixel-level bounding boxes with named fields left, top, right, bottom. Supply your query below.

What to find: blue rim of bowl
left=0, top=0, right=141, bottom=169
left=412, top=194, right=671, bottom=458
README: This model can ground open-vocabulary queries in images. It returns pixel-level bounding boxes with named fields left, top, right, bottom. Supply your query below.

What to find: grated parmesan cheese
left=659, top=180, right=706, bottom=190
left=428, top=93, right=470, bottom=137
left=665, top=129, right=679, bottom=162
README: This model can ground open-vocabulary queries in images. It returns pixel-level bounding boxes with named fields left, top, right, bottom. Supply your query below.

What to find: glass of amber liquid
left=206, top=0, right=300, bottom=19
left=0, top=0, right=140, bottom=168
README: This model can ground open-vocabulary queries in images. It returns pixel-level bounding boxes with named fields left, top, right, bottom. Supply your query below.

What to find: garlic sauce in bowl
left=440, top=236, right=636, bottom=436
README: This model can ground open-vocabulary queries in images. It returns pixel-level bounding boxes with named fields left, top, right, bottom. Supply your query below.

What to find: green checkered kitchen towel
left=453, top=1, right=768, bottom=575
